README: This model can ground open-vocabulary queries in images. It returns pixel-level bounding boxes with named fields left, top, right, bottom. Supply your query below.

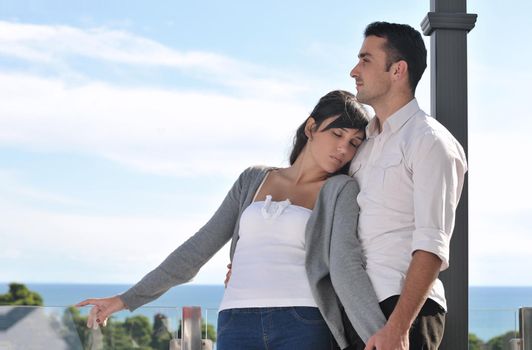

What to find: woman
left=77, top=90, right=386, bottom=349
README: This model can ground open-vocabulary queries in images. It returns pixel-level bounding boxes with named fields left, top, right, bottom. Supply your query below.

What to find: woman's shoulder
left=245, top=164, right=276, bottom=172
left=322, top=174, right=360, bottom=195
left=237, top=165, right=277, bottom=182
left=325, top=174, right=358, bottom=186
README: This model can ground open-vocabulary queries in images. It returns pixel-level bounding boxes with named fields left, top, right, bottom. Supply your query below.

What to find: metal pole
left=421, top=1, right=476, bottom=349
left=181, top=306, right=202, bottom=350
left=520, top=308, right=532, bottom=350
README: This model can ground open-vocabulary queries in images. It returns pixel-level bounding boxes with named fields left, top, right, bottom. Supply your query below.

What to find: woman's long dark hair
left=289, top=90, right=370, bottom=174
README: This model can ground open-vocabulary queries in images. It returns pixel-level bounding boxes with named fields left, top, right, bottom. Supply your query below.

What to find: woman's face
left=306, top=116, right=365, bottom=174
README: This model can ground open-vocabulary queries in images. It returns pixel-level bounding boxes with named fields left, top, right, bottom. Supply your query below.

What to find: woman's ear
left=304, top=117, right=316, bottom=140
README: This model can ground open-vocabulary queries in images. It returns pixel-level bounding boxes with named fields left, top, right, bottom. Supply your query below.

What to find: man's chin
left=355, top=92, right=368, bottom=104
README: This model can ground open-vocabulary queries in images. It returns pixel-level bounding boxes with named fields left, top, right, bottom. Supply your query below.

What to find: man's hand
left=365, top=250, right=442, bottom=350
left=364, top=322, right=409, bottom=350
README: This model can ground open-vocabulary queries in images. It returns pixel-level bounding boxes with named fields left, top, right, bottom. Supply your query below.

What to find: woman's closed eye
left=349, top=141, right=360, bottom=148
left=332, top=129, right=361, bottom=148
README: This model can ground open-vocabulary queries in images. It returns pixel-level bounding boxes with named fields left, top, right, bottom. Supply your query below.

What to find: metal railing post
left=520, top=307, right=532, bottom=350
left=169, top=306, right=213, bottom=350
left=181, top=306, right=202, bottom=350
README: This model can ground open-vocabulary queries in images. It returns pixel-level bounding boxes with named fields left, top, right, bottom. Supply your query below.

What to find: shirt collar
left=365, top=98, right=420, bottom=138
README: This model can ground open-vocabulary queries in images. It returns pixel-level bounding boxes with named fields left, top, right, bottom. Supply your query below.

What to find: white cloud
left=469, top=62, right=532, bottom=131
left=461, top=50, right=532, bottom=285
left=0, top=20, right=219, bottom=67
left=0, top=20, right=308, bottom=98
left=0, top=20, right=316, bottom=284
left=469, top=224, right=532, bottom=286
left=0, top=169, right=234, bottom=284
left=0, top=169, right=86, bottom=206
left=0, top=71, right=307, bottom=176
left=0, top=197, right=230, bottom=284
left=0, top=20, right=318, bottom=177
left=468, top=132, right=532, bottom=285
left=469, top=132, right=532, bottom=213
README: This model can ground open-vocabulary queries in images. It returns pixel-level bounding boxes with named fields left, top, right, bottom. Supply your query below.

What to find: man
left=348, top=22, right=467, bottom=350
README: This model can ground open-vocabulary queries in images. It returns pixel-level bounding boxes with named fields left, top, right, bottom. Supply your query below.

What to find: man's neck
left=373, top=92, right=414, bottom=130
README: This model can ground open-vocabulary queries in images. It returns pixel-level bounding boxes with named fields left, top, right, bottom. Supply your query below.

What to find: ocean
left=469, top=286, right=532, bottom=341
left=2, top=283, right=532, bottom=342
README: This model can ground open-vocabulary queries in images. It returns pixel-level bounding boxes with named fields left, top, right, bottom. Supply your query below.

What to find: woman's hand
left=224, top=263, right=232, bottom=288
left=75, top=296, right=126, bottom=329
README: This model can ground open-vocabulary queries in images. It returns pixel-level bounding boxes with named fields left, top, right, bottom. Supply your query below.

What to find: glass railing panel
left=202, top=308, right=219, bottom=344
left=7, top=305, right=525, bottom=349
left=1, top=305, right=90, bottom=349
left=1, top=305, right=220, bottom=349
left=469, top=308, right=519, bottom=350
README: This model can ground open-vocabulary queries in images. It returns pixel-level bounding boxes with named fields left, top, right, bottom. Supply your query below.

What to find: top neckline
left=252, top=196, right=312, bottom=213
left=252, top=170, right=313, bottom=211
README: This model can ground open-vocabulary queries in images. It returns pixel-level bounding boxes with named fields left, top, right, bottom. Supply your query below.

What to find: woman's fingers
left=76, top=299, right=101, bottom=329
left=76, top=296, right=124, bottom=328
left=75, top=299, right=96, bottom=307
left=87, top=306, right=98, bottom=329
left=97, top=309, right=111, bottom=324
left=86, top=305, right=110, bottom=329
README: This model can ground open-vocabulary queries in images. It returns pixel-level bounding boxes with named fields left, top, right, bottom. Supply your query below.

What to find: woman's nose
left=337, top=142, right=347, bottom=154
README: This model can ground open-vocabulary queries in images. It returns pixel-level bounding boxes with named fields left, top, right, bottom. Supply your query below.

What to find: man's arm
left=364, top=250, right=442, bottom=350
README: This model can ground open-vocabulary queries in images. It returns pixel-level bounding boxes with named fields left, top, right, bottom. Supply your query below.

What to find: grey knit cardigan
left=119, top=166, right=386, bottom=348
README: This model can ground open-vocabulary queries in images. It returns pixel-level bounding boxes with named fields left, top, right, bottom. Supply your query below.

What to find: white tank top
left=219, top=195, right=317, bottom=310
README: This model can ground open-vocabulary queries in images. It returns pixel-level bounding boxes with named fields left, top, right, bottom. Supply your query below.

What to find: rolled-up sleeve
left=411, top=132, right=467, bottom=270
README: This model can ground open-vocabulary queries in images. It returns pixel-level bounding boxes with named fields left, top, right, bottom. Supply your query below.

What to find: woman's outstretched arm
left=118, top=168, right=251, bottom=310
left=76, top=167, right=256, bottom=326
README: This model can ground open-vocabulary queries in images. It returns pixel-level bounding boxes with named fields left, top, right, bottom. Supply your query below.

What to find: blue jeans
left=217, top=307, right=336, bottom=350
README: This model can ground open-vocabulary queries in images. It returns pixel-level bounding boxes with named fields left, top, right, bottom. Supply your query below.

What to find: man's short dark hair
left=364, top=21, right=427, bottom=94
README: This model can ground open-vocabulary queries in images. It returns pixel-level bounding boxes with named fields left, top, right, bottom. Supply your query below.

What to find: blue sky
left=1, top=1, right=530, bottom=286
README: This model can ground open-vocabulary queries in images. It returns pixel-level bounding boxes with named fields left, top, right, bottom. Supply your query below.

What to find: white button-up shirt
left=349, top=98, right=467, bottom=310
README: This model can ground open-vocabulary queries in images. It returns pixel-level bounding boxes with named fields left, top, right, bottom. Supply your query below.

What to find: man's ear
left=392, top=60, right=408, bottom=82
left=304, top=117, right=317, bottom=140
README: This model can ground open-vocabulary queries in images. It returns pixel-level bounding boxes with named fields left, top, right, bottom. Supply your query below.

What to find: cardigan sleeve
left=119, top=168, right=251, bottom=311
left=329, top=179, right=387, bottom=343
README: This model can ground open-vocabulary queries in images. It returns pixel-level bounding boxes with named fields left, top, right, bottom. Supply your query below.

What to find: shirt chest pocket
left=371, top=153, right=403, bottom=188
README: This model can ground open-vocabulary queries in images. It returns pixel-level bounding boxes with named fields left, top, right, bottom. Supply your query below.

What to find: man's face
left=350, top=35, right=393, bottom=106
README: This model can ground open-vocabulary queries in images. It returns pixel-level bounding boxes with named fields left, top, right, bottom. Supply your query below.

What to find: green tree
left=0, top=282, right=43, bottom=306
left=151, top=313, right=173, bottom=350
left=486, top=331, right=519, bottom=350
left=106, top=319, right=140, bottom=350
left=62, top=306, right=90, bottom=348
left=63, top=307, right=155, bottom=350
left=123, top=315, right=153, bottom=349
left=203, top=322, right=216, bottom=343
left=469, top=333, right=485, bottom=350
